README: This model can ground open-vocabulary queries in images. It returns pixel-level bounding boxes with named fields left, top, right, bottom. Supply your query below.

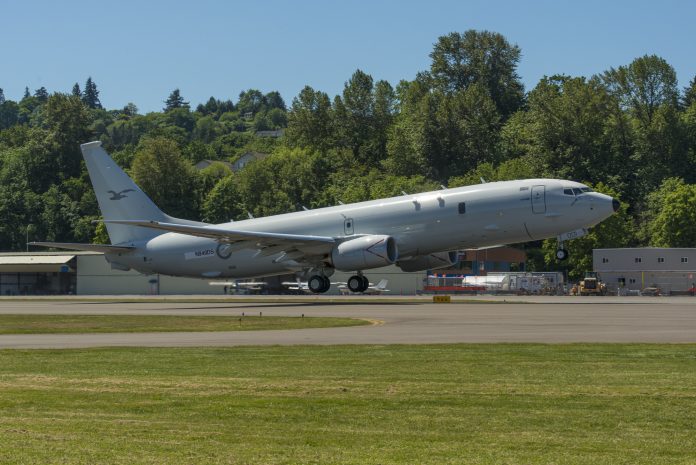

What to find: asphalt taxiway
left=1, top=296, right=696, bottom=348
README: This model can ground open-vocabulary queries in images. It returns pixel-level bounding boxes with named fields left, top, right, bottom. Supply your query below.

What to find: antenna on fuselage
left=247, top=211, right=254, bottom=219
left=301, top=205, right=309, bottom=211
left=440, top=184, right=447, bottom=190
left=480, top=177, right=487, bottom=184
left=401, top=191, right=408, bottom=196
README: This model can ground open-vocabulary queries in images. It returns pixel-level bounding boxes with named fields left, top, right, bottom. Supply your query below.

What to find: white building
left=593, top=248, right=696, bottom=294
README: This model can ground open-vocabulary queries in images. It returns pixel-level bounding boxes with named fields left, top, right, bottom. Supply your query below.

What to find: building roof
left=194, top=159, right=234, bottom=171
left=255, top=129, right=284, bottom=138
left=0, top=254, right=76, bottom=273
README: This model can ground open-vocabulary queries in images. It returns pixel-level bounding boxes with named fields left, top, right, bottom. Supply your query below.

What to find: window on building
left=458, top=202, right=466, bottom=214
left=602, top=257, right=609, bottom=263
left=634, top=257, right=642, bottom=263
left=629, top=278, right=636, bottom=284
left=658, top=257, right=665, bottom=263
left=682, top=257, right=689, bottom=263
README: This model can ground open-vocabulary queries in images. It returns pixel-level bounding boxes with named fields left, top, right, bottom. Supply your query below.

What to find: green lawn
left=0, top=314, right=368, bottom=334
left=1, top=344, right=696, bottom=464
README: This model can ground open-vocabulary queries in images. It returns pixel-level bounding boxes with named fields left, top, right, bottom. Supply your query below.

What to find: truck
left=578, top=272, right=607, bottom=296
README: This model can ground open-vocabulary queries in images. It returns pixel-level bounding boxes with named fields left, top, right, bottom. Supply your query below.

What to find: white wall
left=76, top=255, right=218, bottom=295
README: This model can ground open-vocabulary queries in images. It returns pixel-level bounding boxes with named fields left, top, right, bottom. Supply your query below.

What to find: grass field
left=0, top=314, right=368, bottom=334
left=1, top=344, right=696, bottom=464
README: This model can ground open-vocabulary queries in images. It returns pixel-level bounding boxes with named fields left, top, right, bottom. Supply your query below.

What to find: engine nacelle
left=331, top=235, right=398, bottom=271
left=397, top=251, right=459, bottom=272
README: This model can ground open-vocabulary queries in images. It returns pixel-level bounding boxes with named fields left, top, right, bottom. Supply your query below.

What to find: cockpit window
left=563, top=188, right=574, bottom=196
left=580, top=187, right=593, bottom=192
left=572, top=188, right=583, bottom=195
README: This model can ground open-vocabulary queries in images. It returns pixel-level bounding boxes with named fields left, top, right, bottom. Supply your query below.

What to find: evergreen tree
left=72, top=83, right=82, bottom=97
left=164, top=88, right=188, bottom=111
left=82, top=77, right=102, bottom=109
left=23, top=86, right=30, bottom=99
left=684, top=76, right=696, bottom=108
left=0, top=88, right=5, bottom=104
left=34, top=87, right=49, bottom=102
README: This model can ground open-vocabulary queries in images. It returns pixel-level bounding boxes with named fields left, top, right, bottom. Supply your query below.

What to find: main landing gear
left=347, top=273, right=369, bottom=293
left=308, top=274, right=331, bottom=293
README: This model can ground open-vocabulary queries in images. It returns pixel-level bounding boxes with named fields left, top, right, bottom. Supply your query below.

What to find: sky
left=1, top=0, right=694, bottom=113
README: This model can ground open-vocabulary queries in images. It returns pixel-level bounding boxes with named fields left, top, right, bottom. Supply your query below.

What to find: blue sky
left=1, top=0, right=694, bottom=113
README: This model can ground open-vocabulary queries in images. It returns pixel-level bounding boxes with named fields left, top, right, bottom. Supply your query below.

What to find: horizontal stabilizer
left=29, top=242, right=135, bottom=253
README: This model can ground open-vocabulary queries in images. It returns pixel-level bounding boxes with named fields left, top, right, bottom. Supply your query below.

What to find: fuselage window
left=458, top=202, right=466, bottom=214
left=563, top=188, right=574, bottom=196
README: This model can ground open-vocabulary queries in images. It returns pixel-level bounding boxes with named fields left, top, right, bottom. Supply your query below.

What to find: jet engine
left=331, top=235, right=398, bottom=271
left=397, top=251, right=459, bottom=272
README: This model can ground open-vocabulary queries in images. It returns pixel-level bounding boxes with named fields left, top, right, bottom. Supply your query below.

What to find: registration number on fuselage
left=184, top=249, right=215, bottom=260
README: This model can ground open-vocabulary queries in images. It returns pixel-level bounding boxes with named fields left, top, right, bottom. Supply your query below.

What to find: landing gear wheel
left=308, top=275, right=330, bottom=293
left=360, top=275, right=369, bottom=292
left=321, top=275, right=331, bottom=293
left=348, top=275, right=363, bottom=293
left=556, top=248, right=569, bottom=261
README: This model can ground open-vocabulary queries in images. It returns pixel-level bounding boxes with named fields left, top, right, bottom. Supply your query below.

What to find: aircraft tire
left=308, top=275, right=327, bottom=293
left=359, top=275, right=369, bottom=292
left=321, top=276, right=331, bottom=293
left=347, top=275, right=363, bottom=293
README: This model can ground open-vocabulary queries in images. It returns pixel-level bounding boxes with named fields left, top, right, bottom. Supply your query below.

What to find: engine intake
left=397, top=251, right=459, bottom=272
left=331, top=235, right=398, bottom=271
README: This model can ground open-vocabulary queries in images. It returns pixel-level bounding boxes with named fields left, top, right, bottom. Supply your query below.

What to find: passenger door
left=531, top=185, right=546, bottom=214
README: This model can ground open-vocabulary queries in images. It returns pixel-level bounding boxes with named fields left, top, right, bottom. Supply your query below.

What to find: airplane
left=209, top=280, right=267, bottom=294
left=30, top=141, right=619, bottom=293
left=337, top=279, right=390, bottom=295
left=281, top=279, right=333, bottom=294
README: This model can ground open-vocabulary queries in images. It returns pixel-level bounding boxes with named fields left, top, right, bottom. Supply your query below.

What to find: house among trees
left=232, top=152, right=269, bottom=172
left=194, top=159, right=234, bottom=171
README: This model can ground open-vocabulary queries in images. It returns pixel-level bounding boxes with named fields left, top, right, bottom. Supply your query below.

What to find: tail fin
left=81, top=141, right=202, bottom=244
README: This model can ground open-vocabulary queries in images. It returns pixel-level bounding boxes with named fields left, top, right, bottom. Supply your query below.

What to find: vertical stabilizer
left=80, top=141, right=170, bottom=244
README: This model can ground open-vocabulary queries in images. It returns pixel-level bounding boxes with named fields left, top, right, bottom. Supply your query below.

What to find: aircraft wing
left=29, top=242, right=135, bottom=253
left=102, top=220, right=336, bottom=264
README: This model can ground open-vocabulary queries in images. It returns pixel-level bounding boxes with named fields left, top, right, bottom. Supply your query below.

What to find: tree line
left=1, top=30, right=696, bottom=279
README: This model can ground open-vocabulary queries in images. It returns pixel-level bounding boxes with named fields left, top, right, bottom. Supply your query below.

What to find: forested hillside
left=1, top=30, right=695, bottom=278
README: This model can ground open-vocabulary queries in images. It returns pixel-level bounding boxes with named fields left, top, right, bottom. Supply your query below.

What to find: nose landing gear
left=556, top=248, right=569, bottom=261
left=556, top=240, right=569, bottom=261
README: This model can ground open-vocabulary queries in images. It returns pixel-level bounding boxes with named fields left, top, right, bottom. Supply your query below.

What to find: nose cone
left=612, top=198, right=620, bottom=212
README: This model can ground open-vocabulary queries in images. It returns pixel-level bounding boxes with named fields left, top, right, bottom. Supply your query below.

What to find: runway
left=1, top=296, right=696, bottom=348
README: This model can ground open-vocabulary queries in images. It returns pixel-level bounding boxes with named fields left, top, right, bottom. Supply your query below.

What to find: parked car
left=640, top=287, right=661, bottom=296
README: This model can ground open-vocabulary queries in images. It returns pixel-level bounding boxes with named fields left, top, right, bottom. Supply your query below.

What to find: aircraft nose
left=612, top=198, right=620, bottom=212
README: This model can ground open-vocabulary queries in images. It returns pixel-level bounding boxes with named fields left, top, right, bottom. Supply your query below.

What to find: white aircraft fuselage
left=32, top=142, right=618, bottom=293
left=113, top=179, right=615, bottom=279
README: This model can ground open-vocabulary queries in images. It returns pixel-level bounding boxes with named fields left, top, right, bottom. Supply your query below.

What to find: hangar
left=594, top=248, right=696, bottom=294
left=0, top=253, right=79, bottom=295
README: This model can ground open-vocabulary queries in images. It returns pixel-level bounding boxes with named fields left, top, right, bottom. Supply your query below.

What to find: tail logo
left=108, top=189, right=135, bottom=200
